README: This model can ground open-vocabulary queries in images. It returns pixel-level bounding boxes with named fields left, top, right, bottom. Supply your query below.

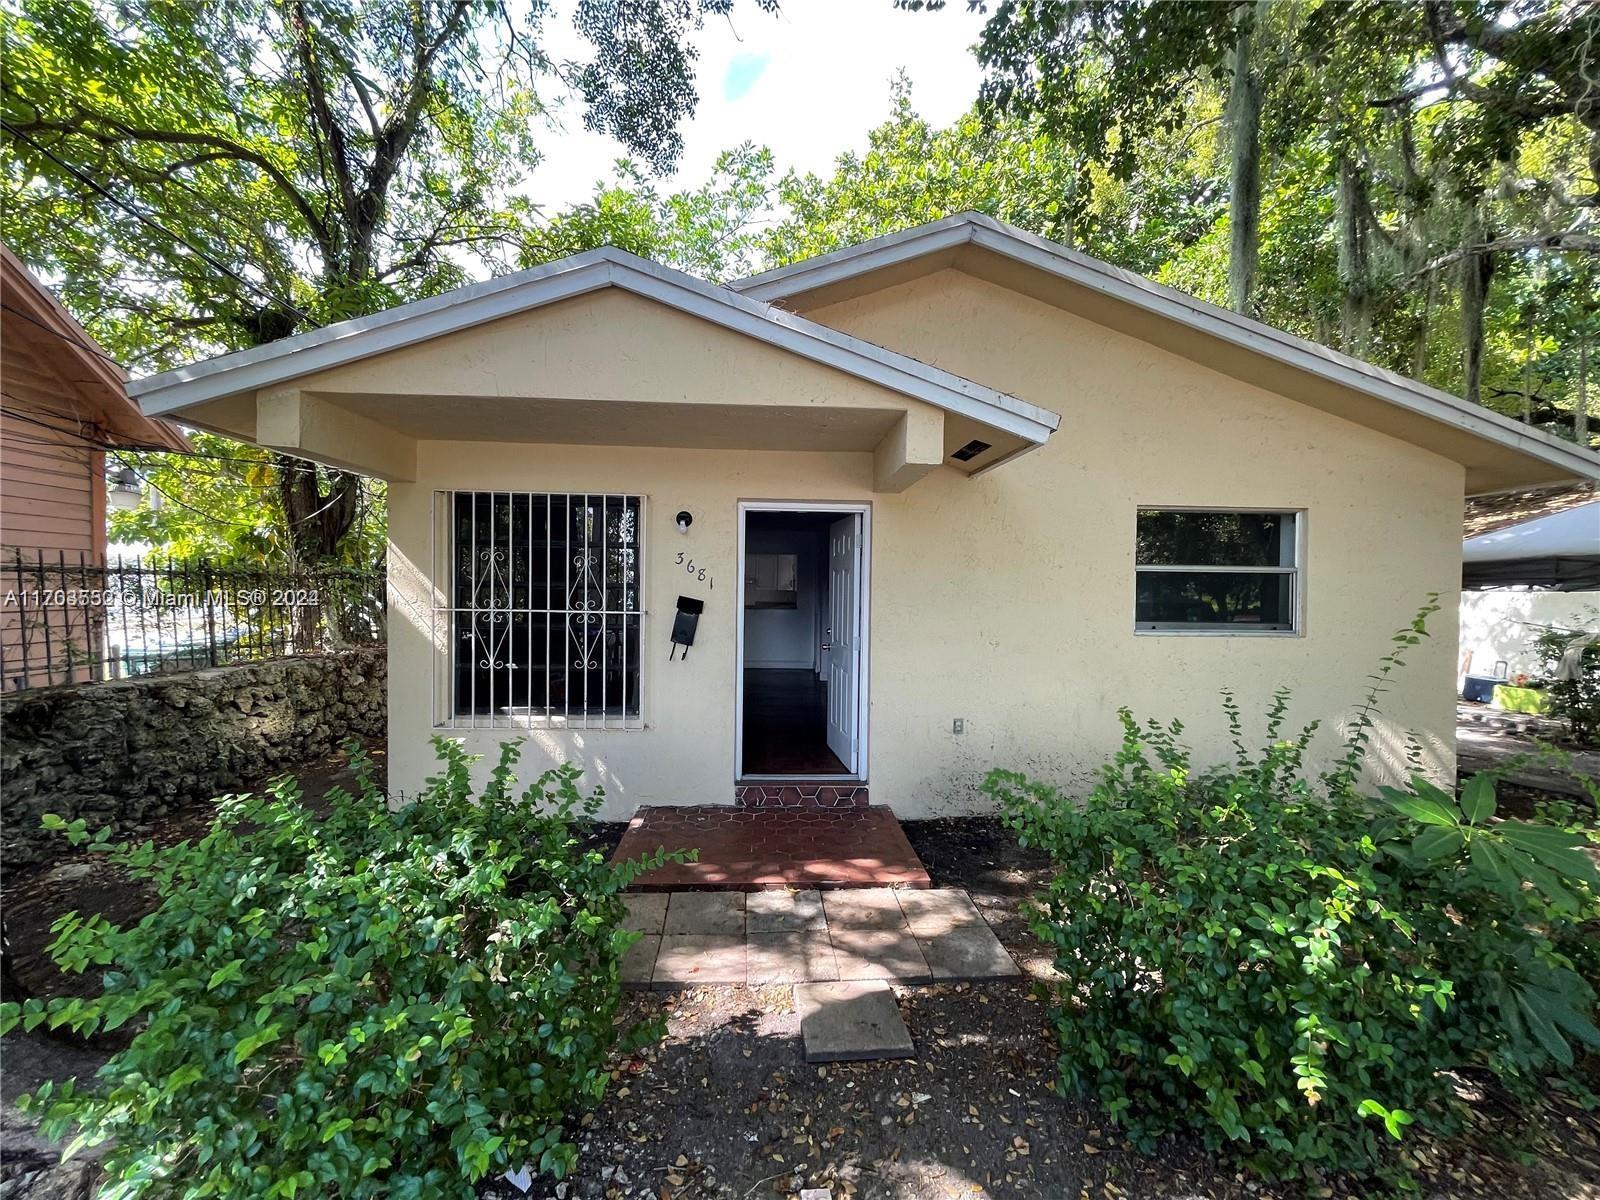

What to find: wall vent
left=950, top=439, right=992, bottom=462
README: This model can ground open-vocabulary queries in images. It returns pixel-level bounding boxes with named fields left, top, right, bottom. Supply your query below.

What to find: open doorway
left=737, top=504, right=867, bottom=779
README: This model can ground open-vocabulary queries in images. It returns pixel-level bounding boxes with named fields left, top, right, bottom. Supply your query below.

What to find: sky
left=526, top=0, right=991, bottom=212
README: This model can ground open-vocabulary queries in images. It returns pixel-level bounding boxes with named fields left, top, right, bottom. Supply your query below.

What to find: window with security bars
left=1135, top=509, right=1300, bottom=633
left=435, top=492, right=643, bottom=728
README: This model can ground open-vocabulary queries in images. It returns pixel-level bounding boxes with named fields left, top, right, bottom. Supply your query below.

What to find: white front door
left=825, top=513, right=860, bottom=770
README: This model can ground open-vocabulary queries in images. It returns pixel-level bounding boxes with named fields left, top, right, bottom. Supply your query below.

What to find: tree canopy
left=3, top=0, right=1594, bottom=570
left=900, top=0, right=1598, bottom=433
left=3, top=0, right=775, bottom=566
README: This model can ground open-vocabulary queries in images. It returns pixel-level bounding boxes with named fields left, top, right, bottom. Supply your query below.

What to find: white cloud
left=524, top=0, right=988, bottom=211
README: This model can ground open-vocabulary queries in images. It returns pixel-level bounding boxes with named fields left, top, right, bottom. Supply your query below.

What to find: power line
left=0, top=400, right=384, bottom=480
left=0, top=399, right=178, bottom=454
left=115, top=462, right=276, bottom=530
left=2, top=121, right=315, bottom=326
left=0, top=301, right=127, bottom=368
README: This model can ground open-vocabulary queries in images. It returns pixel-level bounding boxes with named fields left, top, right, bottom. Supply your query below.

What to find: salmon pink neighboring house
left=0, top=244, right=188, bottom=687
left=124, top=215, right=1600, bottom=817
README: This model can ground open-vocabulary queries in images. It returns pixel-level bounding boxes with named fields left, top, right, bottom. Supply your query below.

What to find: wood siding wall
left=2, top=331, right=108, bottom=687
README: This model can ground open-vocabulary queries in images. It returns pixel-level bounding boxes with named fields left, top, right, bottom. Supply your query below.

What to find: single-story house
left=1, top=244, right=190, bottom=690
left=125, top=214, right=1600, bottom=817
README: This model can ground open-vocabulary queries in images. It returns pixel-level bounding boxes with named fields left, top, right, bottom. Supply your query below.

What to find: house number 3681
left=674, top=551, right=713, bottom=589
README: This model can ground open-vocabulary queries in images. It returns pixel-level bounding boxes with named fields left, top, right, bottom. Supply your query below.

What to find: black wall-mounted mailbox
left=669, top=595, right=704, bottom=659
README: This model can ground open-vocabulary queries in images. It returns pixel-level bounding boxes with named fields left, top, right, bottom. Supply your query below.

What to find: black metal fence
left=1, top=548, right=385, bottom=692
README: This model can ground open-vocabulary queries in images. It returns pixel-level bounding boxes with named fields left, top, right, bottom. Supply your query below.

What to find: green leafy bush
left=1531, top=620, right=1600, bottom=746
left=1, top=739, right=682, bottom=1199
left=991, top=694, right=1600, bottom=1187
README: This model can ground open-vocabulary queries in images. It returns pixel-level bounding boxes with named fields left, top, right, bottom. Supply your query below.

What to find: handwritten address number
left=674, top=551, right=713, bottom=589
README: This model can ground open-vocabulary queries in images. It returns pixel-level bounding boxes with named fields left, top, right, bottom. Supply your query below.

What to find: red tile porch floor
left=612, top=806, right=932, bottom=891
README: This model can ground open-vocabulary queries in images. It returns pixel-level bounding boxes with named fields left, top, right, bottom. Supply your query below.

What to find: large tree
left=907, top=0, right=1599, bottom=439
left=2, top=0, right=775, bottom=566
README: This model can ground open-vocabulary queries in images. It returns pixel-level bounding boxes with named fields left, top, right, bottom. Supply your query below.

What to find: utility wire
left=0, top=400, right=178, bottom=454
left=2, top=121, right=315, bottom=325
left=0, top=301, right=128, bottom=368
left=0, top=400, right=384, bottom=480
left=114, top=459, right=367, bottom=532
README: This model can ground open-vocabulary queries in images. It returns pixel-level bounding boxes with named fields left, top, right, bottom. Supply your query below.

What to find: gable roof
left=127, top=247, right=1061, bottom=447
left=2, top=245, right=189, bottom=452
left=734, top=213, right=1600, bottom=494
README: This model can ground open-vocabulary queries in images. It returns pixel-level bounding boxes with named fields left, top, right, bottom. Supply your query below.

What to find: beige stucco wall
left=387, top=269, right=1464, bottom=818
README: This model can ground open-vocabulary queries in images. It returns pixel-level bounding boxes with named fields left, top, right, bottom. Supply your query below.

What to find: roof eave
left=128, top=247, right=1059, bottom=448
left=733, top=214, right=1599, bottom=489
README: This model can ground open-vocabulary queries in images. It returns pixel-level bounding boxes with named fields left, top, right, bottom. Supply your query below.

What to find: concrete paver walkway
left=795, top=980, right=915, bottom=1062
left=621, top=887, right=1019, bottom=989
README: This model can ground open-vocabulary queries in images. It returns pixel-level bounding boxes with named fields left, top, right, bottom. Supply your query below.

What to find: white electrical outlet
left=952, top=718, right=965, bottom=735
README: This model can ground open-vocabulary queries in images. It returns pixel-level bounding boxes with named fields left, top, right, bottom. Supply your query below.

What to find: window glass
left=1135, top=509, right=1299, bottom=633
left=1137, top=510, right=1292, bottom=568
left=448, top=492, right=642, bottom=720
left=1135, top=571, right=1294, bottom=630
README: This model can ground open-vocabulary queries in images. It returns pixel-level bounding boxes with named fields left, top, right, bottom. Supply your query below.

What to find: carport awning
left=1462, top=499, right=1600, bottom=590
left=126, top=248, right=1061, bottom=491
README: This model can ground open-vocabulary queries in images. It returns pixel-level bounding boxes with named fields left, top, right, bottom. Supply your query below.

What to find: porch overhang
left=228, top=386, right=948, bottom=491
left=126, top=248, right=1061, bottom=489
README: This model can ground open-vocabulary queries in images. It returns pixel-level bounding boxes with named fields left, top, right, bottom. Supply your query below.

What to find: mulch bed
left=5, top=783, right=1600, bottom=1199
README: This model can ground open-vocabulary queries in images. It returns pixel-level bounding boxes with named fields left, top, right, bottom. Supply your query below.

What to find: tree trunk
left=276, top=458, right=362, bottom=650
left=1336, top=154, right=1373, bottom=356
left=1459, top=204, right=1496, bottom=406
left=1522, top=332, right=1534, bottom=423
left=1225, top=1, right=1264, bottom=316
left=1412, top=273, right=1436, bottom=378
left=1579, top=331, right=1591, bottom=444
left=276, top=456, right=361, bottom=564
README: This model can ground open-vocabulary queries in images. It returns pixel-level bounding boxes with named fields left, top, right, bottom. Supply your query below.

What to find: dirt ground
left=484, top=817, right=1600, bottom=1200
left=5, top=787, right=1600, bottom=1199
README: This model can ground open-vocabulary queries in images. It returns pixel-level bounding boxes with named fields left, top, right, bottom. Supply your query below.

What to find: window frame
left=1132, top=506, right=1305, bottom=637
left=430, top=490, right=647, bottom=730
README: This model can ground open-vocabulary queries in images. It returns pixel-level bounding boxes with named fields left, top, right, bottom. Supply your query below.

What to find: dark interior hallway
left=741, top=668, right=848, bottom=776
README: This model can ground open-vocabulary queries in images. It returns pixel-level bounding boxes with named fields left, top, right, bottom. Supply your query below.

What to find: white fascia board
left=127, top=251, right=617, bottom=414
left=732, top=215, right=975, bottom=301
left=733, top=213, right=1600, bottom=486
left=609, top=251, right=1058, bottom=441
left=128, top=246, right=1060, bottom=445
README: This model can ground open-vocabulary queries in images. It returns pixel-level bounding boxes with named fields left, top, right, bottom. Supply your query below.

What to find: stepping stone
left=621, top=893, right=667, bottom=934
left=896, top=888, right=984, bottom=937
left=747, top=888, right=825, bottom=932
left=821, top=887, right=905, bottom=930
left=830, top=927, right=930, bottom=982
left=620, top=934, right=660, bottom=987
left=795, top=980, right=914, bottom=1063
left=653, top=934, right=746, bottom=987
left=747, top=932, right=838, bottom=984
left=663, top=891, right=744, bottom=935
left=918, top=924, right=1020, bottom=981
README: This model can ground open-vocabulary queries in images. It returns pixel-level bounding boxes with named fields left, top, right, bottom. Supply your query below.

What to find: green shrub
left=1, top=738, right=682, bottom=1199
left=991, top=695, right=1600, bottom=1187
left=1531, top=619, right=1600, bottom=746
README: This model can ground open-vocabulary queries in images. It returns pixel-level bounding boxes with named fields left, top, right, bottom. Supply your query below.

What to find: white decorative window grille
left=1135, top=509, right=1301, bottom=633
left=433, top=492, right=644, bottom=728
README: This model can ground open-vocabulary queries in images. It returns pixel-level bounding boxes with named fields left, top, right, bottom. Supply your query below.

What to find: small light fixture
left=675, top=510, right=693, bottom=534
left=108, top=466, right=142, bottom=510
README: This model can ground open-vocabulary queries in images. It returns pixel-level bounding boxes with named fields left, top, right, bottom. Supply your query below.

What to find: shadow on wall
left=1460, top=590, right=1600, bottom=681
